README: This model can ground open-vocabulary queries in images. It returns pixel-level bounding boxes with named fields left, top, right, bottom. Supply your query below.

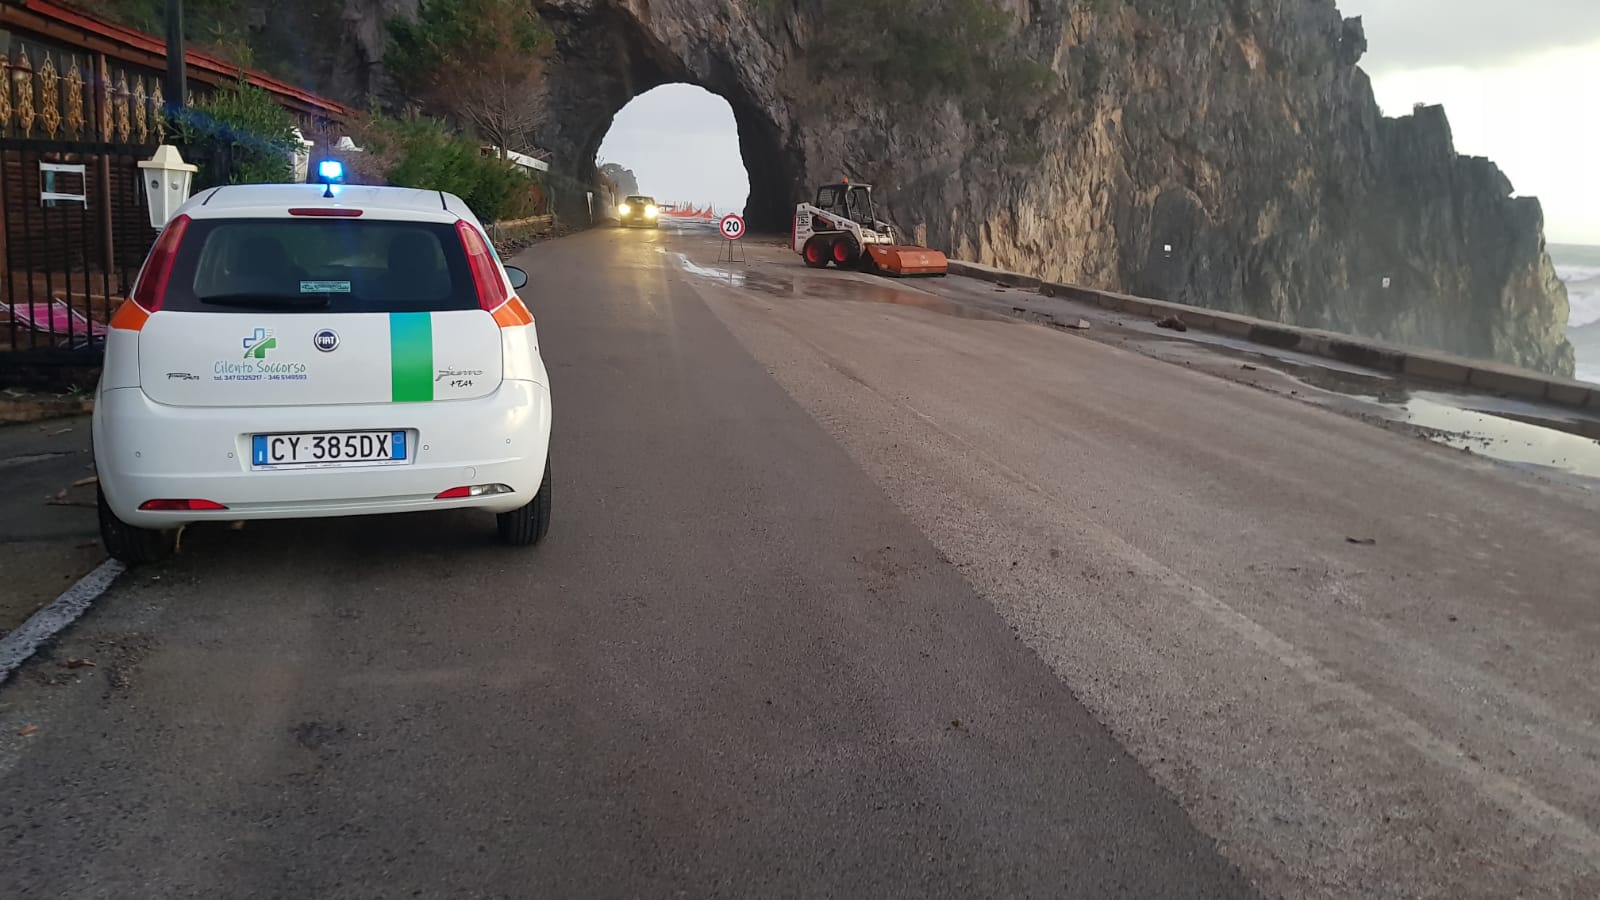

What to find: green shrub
left=386, top=0, right=553, bottom=95
left=351, top=115, right=527, bottom=222
left=173, top=78, right=298, bottom=186
left=819, top=0, right=1014, bottom=98
left=385, top=0, right=553, bottom=154
left=817, top=0, right=1064, bottom=163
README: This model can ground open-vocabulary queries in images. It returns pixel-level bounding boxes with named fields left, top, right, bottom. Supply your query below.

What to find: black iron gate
left=0, top=138, right=156, bottom=365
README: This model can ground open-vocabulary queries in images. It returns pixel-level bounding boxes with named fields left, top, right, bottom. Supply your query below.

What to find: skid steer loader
left=792, top=180, right=948, bottom=277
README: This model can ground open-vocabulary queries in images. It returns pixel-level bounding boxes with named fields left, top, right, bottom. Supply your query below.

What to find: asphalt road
left=0, top=417, right=100, bottom=634
left=0, top=226, right=1255, bottom=898
left=678, top=231, right=1600, bottom=899
left=6, top=223, right=1600, bottom=898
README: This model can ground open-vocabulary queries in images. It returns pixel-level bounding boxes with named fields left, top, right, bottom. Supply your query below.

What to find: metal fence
left=0, top=138, right=156, bottom=366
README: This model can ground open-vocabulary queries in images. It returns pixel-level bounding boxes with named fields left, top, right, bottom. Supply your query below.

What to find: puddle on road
left=1142, top=337, right=1600, bottom=481
left=678, top=255, right=748, bottom=285
left=679, top=253, right=1600, bottom=482
left=1391, top=395, right=1600, bottom=478
left=1117, top=320, right=1600, bottom=469
left=676, top=254, right=1014, bottom=324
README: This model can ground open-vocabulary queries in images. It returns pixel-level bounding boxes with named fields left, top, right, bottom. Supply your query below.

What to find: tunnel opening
left=533, top=2, right=805, bottom=233
left=597, top=85, right=749, bottom=223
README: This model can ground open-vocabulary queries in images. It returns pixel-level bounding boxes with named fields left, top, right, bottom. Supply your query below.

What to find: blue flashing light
left=318, top=159, right=344, bottom=182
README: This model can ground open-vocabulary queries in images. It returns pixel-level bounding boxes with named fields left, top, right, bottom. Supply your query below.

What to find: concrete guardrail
left=946, top=260, right=1598, bottom=411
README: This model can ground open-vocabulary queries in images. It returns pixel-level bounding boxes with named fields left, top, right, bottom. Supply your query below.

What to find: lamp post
left=164, top=0, right=186, bottom=117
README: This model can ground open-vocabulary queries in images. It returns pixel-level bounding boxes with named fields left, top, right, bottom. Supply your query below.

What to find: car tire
left=803, top=237, right=831, bottom=268
left=98, top=486, right=176, bottom=565
left=498, top=455, right=552, bottom=547
left=831, top=235, right=860, bottom=268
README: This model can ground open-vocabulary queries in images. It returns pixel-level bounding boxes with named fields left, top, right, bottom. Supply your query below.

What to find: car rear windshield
left=160, top=218, right=480, bottom=314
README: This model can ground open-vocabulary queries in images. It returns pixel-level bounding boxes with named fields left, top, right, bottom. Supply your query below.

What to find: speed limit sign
left=719, top=213, right=746, bottom=241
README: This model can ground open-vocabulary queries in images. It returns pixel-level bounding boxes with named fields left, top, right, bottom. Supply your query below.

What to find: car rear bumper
left=93, top=380, right=551, bottom=527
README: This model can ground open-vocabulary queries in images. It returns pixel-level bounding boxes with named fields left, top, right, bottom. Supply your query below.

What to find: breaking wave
left=1562, top=269, right=1600, bottom=329
left=1550, top=246, right=1600, bottom=383
left=1552, top=245, right=1600, bottom=328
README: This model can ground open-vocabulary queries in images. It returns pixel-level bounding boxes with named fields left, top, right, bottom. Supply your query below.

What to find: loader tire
left=831, top=235, right=860, bottom=268
left=802, top=237, right=831, bottom=268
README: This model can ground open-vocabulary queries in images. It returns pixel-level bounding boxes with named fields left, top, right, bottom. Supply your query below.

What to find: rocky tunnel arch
left=533, top=1, right=806, bottom=232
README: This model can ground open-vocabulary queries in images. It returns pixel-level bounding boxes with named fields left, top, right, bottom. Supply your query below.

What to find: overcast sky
left=600, top=4, right=1598, bottom=244
left=597, top=85, right=749, bottom=214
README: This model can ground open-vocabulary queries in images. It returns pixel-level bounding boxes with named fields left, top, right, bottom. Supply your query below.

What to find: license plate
left=251, top=431, right=408, bottom=468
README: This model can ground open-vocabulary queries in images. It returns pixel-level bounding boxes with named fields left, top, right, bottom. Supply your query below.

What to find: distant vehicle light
left=645, top=205, right=658, bottom=218
left=618, top=203, right=631, bottom=216
left=318, top=160, right=344, bottom=181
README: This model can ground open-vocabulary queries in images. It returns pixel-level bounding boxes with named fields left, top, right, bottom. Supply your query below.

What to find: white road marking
left=0, top=559, right=125, bottom=685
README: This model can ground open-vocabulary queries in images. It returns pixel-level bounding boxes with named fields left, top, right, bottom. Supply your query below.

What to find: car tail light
left=435, top=484, right=513, bottom=500
left=139, top=498, right=227, bottom=511
left=288, top=207, right=363, bottom=217
left=127, top=214, right=191, bottom=312
left=456, top=220, right=533, bottom=328
left=457, top=219, right=508, bottom=312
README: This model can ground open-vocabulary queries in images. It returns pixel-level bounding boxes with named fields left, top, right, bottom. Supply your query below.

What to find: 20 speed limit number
left=719, top=214, right=746, bottom=240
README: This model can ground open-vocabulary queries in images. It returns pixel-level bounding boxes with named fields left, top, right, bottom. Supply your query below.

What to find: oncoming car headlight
left=618, top=203, right=631, bottom=216
left=645, top=205, right=659, bottom=218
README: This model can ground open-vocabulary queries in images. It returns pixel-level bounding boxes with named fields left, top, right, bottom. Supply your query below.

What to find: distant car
left=93, top=184, right=553, bottom=564
left=618, top=195, right=659, bottom=228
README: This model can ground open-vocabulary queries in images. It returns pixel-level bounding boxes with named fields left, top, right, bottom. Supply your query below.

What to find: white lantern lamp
left=138, top=145, right=198, bottom=230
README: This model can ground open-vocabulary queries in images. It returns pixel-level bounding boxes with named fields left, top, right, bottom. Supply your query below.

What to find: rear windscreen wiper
left=198, top=293, right=333, bottom=310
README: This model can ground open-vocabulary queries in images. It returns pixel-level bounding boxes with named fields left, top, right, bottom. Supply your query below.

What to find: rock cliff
left=218, top=0, right=1579, bottom=375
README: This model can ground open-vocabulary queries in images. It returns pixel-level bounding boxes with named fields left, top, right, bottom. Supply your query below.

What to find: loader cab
left=816, top=182, right=877, bottom=228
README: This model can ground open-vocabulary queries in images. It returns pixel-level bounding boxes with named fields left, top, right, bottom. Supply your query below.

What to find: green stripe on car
left=389, top=313, right=434, bottom=402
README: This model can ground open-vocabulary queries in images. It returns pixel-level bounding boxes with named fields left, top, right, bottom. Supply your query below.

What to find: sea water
left=1551, top=243, right=1600, bottom=385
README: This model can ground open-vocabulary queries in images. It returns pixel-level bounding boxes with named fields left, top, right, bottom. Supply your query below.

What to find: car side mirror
left=505, top=266, right=528, bottom=290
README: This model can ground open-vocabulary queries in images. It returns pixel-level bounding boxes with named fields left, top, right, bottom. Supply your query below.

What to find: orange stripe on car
left=491, top=296, right=533, bottom=328
left=109, top=301, right=151, bottom=331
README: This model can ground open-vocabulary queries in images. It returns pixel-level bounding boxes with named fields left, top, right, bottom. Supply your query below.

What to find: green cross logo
left=243, top=327, right=277, bottom=359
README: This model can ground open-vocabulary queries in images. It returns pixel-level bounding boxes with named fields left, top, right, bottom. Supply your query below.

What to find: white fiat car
left=93, top=184, right=552, bottom=564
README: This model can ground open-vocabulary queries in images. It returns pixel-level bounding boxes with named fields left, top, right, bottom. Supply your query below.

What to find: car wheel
left=803, top=237, right=831, bottom=268
left=498, top=455, right=552, bottom=547
left=98, top=485, right=176, bottom=565
left=831, top=235, right=860, bottom=268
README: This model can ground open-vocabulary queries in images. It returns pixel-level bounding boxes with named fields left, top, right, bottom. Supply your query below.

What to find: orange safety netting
left=660, top=203, right=720, bottom=220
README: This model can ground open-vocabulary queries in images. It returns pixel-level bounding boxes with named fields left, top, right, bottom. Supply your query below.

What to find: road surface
left=2, top=223, right=1598, bottom=899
